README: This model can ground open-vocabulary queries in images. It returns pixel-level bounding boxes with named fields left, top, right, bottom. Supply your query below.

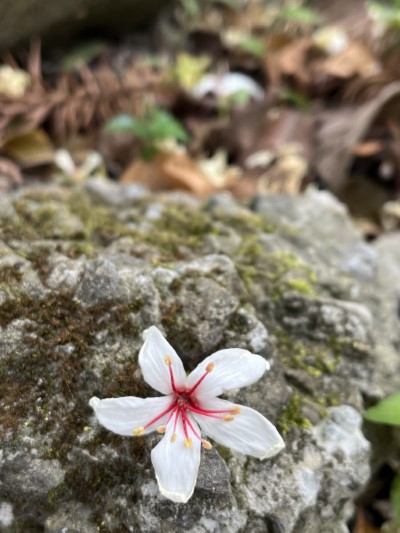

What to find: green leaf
left=140, top=145, right=158, bottom=160
left=391, top=474, right=400, bottom=525
left=172, top=53, right=211, bottom=89
left=280, top=88, right=310, bottom=110
left=130, top=109, right=189, bottom=144
left=237, top=36, right=265, bottom=58
left=180, top=0, right=201, bottom=17
left=228, top=89, right=254, bottom=107
left=105, top=109, right=188, bottom=154
left=368, top=1, right=400, bottom=27
left=278, top=5, right=321, bottom=24
left=364, top=393, right=400, bottom=426
left=103, top=114, right=137, bottom=133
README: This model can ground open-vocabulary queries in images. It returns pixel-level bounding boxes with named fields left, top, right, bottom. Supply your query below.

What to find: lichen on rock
left=0, top=181, right=397, bottom=532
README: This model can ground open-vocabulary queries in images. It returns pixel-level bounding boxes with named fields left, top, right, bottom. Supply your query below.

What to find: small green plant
left=104, top=108, right=189, bottom=159
left=277, top=4, right=321, bottom=25
left=279, top=88, right=310, bottom=110
left=368, top=0, right=400, bottom=29
left=364, top=393, right=400, bottom=426
left=235, top=35, right=265, bottom=58
left=364, top=393, right=400, bottom=525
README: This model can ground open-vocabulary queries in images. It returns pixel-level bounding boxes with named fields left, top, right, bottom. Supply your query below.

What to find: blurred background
left=1, top=1, right=400, bottom=531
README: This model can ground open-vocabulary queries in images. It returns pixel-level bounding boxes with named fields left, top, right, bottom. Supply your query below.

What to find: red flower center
left=134, top=357, right=238, bottom=448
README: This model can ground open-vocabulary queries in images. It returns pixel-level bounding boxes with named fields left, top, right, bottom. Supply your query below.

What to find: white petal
left=193, top=398, right=285, bottom=459
left=151, top=415, right=201, bottom=503
left=89, top=395, right=174, bottom=436
left=186, top=348, right=269, bottom=399
left=54, top=149, right=76, bottom=175
left=139, top=326, right=187, bottom=395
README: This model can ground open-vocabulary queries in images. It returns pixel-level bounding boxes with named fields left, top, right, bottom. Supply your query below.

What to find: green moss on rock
left=235, top=238, right=317, bottom=299
left=275, top=329, right=340, bottom=378
left=277, top=394, right=313, bottom=435
left=0, top=291, right=144, bottom=439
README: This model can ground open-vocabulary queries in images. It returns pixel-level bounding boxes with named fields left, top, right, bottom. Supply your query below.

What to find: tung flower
left=89, top=326, right=284, bottom=503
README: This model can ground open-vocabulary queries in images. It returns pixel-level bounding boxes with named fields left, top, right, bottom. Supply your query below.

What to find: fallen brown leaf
left=316, top=41, right=379, bottom=79
left=120, top=150, right=215, bottom=197
left=204, top=101, right=313, bottom=170
left=265, top=36, right=313, bottom=90
left=313, top=82, right=400, bottom=196
left=3, top=128, right=54, bottom=167
left=352, top=140, right=383, bottom=157
left=265, top=32, right=381, bottom=97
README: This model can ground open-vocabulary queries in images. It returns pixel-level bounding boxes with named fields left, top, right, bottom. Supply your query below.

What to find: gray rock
left=45, top=502, right=97, bottom=533
left=76, top=258, right=120, bottom=306
left=0, top=0, right=171, bottom=51
left=240, top=406, right=370, bottom=532
left=372, top=233, right=400, bottom=393
left=196, top=448, right=232, bottom=503
left=0, top=502, right=14, bottom=530
left=47, top=254, right=85, bottom=292
left=0, top=455, right=65, bottom=504
left=0, top=183, right=397, bottom=531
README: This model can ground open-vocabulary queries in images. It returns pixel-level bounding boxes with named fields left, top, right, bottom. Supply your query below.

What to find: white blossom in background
left=0, top=65, right=30, bottom=97
left=54, top=149, right=105, bottom=183
left=191, top=72, right=265, bottom=101
left=90, top=326, right=284, bottom=503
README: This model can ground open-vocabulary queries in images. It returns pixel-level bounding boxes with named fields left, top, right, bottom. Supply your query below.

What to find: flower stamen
left=184, top=438, right=193, bottom=448
left=181, top=410, right=201, bottom=440
left=170, top=433, right=177, bottom=443
left=133, top=426, right=144, bottom=435
left=157, top=425, right=166, bottom=433
left=165, top=405, right=178, bottom=426
left=184, top=404, right=236, bottom=419
left=202, top=439, right=212, bottom=449
left=186, top=362, right=215, bottom=395
left=173, top=408, right=180, bottom=434
left=224, top=415, right=234, bottom=422
left=142, top=400, right=177, bottom=430
left=182, top=411, right=190, bottom=441
left=165, top=355, right=179, bottom=393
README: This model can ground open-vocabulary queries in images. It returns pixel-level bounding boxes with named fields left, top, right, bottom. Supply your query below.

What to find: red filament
left=137, top=360, right=237, bottom=443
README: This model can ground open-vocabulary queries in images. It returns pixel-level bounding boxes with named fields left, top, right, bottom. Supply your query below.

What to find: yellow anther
left=202, top=439, right=212, bottom=450
left=184, top=438, right=193, bottom=448
left=224, top=415, right=234, bottom=422
left=157, top=425, right=166, bottom=433
left=165, top=355, right=172, bottom=366
left=133, top=426, right=144, bottom=436
left=170, top=433, right=177, bottom=443
left=206, top=362, right=215, bottom=372
left=231, top=407, right=241, bottom=415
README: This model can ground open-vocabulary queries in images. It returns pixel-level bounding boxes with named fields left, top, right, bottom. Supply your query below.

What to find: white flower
left=54, top=149, right=104, bottom=183
left=89, top=326, right=284, bottom=503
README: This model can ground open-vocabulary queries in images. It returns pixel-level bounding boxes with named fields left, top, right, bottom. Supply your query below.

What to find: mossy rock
left=0, top=182, right=393, bottom=532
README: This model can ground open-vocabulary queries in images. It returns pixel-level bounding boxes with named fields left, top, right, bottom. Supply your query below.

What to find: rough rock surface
left=0, top=181, right=398, bottom=532
left=0, top=0, right=170, bottom=51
